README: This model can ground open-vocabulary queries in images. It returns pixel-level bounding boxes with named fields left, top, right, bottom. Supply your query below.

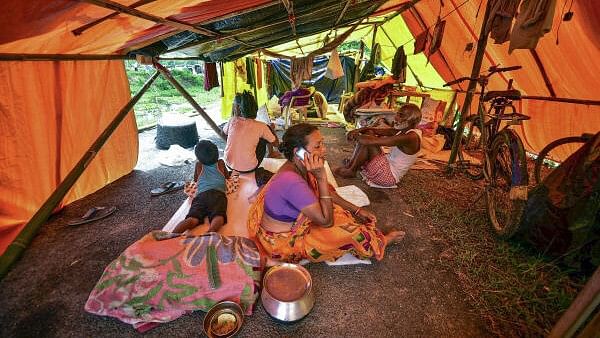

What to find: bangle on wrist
left=320, top=195, right=332, bottom=199
left=354, top=207, right=362, bottom=215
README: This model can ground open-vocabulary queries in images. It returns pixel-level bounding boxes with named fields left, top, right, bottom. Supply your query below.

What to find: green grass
left=405, top=173, right=585, bottom=336
left=124, top=61, right=221, bottom=128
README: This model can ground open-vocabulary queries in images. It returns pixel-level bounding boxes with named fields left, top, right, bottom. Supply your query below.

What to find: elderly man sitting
left=334, top=103, right=422, bottom=188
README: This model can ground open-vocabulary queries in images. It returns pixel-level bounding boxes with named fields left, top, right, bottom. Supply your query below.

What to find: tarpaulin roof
left=0, top=0, right=390, bottom=61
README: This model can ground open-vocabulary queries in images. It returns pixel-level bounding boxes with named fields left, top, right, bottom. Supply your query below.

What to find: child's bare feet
left=384, top=230, right=406, bottom=245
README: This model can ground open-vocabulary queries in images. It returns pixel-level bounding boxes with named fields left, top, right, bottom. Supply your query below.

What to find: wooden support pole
left=79, top=0, right=257, bottom=48
left=447, top=2, right=492, bottom=167
left=371, top=24, right=379, bottom=49
left=549, top=266, right=600, bottom=338
left=0, top=71, right=160, bottom=280
left=0, top=53, right=131, bottom=61
left=79, top=0, right=216, bottom=36
left=153, top=61, right=227, bottom=140
left=354, top=40, right=365, bottom=90
left=72, top=0, right=158, bottom=35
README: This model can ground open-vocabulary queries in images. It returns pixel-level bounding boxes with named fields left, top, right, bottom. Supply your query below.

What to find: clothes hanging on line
left=486, top=0, right=520, bottom=44
left=234, top=58, right=247, bottom=82
left=290, top=55, right=313, bottom=89
left=203, top=62, right=219, bottom=91
left=246, top=57, right=256, bottom=88
left=325, top=49, right=344, bottom=80
left=509, top=0, right=558, bottom=52
left=255, top=58, right=263, bottom=89
left=391, top=46, right=407, bottom=83
left=413, top=30, right=428, bottom=54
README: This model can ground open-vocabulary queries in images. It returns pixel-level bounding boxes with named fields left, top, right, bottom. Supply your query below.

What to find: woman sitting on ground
left=224, top=91, right=280, bottom=174
left=247, top=123, right=403, bottom=263
left=334, top=103, right=422, bottom=187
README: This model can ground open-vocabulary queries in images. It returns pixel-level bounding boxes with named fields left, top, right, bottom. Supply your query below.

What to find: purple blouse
left=264, top=171, right=317, bottom=222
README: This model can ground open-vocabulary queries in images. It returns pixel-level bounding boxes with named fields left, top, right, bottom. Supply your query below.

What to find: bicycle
left=534, top=133, right=594, bottom=185
left=445, top=65, right=530, bottom=238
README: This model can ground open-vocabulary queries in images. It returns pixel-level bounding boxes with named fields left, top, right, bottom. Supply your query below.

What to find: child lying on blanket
left=172, top=140, right=229, bottom=234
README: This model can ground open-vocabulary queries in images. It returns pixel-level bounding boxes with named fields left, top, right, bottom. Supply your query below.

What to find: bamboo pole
left=0, top=71, right=160, bottom=280
left=72, top=0, right=158, bottom=35
left=0, top=53, right=131, bottom=61
left=354, top=40, right=365, bottom=90
left=80, top=0, right=256, bottom=48
left=153, top=61, right=227, bottom=140
left=447, top=2, right=492, bottom=167
left=549, top=266, right=600, bottom=338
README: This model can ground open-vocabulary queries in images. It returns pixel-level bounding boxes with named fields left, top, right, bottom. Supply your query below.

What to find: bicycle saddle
left=483, top=89, right=521, bottom=101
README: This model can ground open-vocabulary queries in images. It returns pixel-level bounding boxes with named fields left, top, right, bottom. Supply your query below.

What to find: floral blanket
left=85, top=232, right=263, bottom=330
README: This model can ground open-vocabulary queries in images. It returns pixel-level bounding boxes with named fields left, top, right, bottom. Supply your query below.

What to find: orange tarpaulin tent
left=0, top=0, right=599, bottom=259
left=398, top=0, right=600, bottom=159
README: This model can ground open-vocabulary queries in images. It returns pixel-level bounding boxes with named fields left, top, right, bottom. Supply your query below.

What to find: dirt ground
left=0, top=125, right=494, bottom=337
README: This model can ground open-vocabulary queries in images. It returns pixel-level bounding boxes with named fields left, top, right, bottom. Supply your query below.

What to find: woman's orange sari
left=247, top=174, right=387, bottom=263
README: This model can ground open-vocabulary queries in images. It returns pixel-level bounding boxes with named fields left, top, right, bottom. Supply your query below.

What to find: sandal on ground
left=150, top=181, right=185, bottom=196
left=68, top=206, right=117, bottom=226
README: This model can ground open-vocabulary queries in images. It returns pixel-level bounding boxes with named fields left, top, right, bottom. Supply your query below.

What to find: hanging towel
left=290, top=56, right=313, bottom=89
left=413, top=31, right=428, bottom=54
left=325, top=49, right=344, bottom=79
left=509, top=0, right=557, bottom=52
left=234, top=58, right=247, bottom=82
left=203, top=62, right=219, bottom=91
left=245, top=57, right=256, bottom=88
left=255, top=58, right=263, bottom=89
left=391, top=46, right=407, bottom=83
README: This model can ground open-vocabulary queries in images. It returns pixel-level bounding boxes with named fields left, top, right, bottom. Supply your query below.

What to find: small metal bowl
left=203, top=301, right=244, bottom=338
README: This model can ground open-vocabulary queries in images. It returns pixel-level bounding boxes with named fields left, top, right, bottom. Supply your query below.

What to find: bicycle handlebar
left=443, top=65, right=522, bottom=87
left=489, top=65, right=522, bottom=74
left=443, top=76, right=474, bottom=87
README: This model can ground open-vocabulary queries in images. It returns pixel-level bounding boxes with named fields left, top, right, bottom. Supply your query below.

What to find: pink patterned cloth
left=85, top=232, right=263, bottom=330
left=360, top=153, right=397, bottom=187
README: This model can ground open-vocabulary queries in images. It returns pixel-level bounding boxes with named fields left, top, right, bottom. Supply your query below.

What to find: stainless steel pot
left=261, top=263, right=315, bottom=322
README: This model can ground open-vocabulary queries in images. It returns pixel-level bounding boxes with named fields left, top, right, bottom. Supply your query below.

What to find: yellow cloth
left=247, top=175, right=387, bottom=263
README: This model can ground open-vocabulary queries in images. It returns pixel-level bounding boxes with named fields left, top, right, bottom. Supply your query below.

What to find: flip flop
left=68, top=206, right=117, bottom=226
left=151, top=181, right=185, bottom=196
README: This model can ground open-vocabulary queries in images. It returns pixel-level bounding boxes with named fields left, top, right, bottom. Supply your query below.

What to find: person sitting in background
left=224, top=91, right=280, bottom=174
left=172, top=140, right=228, bottom=234
left=334, top=103, right=422, bottom=187
left=247, top=123, right=403, bottom=263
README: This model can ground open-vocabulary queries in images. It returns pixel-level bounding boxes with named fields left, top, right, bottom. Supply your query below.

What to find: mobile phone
left=295, top=147, right=309, bottom=160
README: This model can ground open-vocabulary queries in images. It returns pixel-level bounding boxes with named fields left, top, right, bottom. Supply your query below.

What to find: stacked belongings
left=517, top=132, right=600, bottom=276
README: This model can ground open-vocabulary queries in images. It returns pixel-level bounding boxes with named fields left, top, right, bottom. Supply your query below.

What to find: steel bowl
left=202, top=301, right=244, bottom=338
left=261, top=263, right=315, bottom=322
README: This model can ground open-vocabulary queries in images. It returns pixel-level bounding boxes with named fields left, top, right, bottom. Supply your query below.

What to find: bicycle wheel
left=534, top=136, right=589, bottom=185
left=486, top=130, right=529, bottom=239
left=457, top=116, right=485, bottom=180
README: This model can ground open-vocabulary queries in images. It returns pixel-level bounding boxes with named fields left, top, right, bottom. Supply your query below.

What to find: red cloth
left=361, top=153, right=397, bottom=187
left=204, top=62, right=219, bottom=91
left=255, top=58, right=263, bottom=89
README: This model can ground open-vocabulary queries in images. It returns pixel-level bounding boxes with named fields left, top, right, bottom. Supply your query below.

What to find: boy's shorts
left=186, top=189, right=228, bottom=224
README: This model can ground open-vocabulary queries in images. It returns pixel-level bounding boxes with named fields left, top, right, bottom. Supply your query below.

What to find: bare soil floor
left=0, top=125, right=495, bottom=337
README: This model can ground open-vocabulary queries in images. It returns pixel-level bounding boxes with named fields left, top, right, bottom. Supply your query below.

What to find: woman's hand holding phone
left=298, top=148, right=326, bottom=180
